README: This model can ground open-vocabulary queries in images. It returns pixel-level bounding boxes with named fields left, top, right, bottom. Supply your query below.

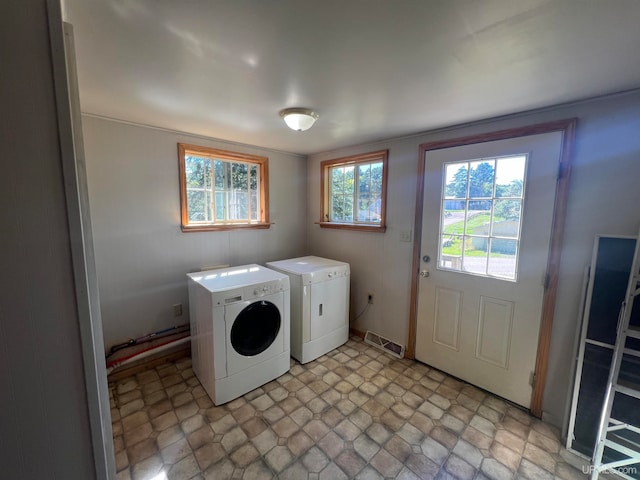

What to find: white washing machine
left=187, top=264, right=290, bottom=405
left=266, top=256, right=349, bottom=363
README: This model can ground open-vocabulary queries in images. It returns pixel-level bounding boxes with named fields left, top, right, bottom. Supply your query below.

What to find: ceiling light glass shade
left=279, top=108, right=319, bottom=131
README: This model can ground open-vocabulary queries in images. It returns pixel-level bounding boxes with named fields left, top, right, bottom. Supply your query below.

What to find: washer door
left=225, top=291, right=286, bottom=376
left=230, top=301, right=281, bottom=356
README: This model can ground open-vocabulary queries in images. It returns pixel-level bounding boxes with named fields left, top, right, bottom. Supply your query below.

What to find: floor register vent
left=364, top=330, right=405, bottom=359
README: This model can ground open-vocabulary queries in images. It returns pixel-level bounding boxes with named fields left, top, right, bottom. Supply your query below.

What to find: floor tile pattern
left=110, top=337, right=589, bottom=479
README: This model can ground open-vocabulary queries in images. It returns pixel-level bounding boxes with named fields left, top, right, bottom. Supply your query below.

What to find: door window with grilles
left=439, top=155, right=527, bottom=280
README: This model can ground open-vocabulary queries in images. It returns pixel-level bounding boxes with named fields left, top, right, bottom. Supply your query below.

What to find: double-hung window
left=320, top=150, right=388, bottom=232
left=178, top=143, right=270, bottom=232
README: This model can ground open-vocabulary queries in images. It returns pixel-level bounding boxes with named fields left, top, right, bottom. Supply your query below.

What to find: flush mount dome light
left=279, top=107, right=319, bottom=131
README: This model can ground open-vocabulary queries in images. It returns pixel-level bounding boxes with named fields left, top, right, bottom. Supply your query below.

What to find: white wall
left=307, top=91, right=640, bottom=427
left=83, top=117, right=308, bottom=348
left=0, top=1, right=97, bottom=478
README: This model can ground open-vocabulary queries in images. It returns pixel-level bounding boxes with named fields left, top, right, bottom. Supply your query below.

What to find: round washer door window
left=230, top=300, right=281, bottom=357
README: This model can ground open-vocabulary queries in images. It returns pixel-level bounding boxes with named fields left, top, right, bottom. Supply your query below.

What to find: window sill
left=181, top=222, right=272, bottom=233
left=317, top=222, right=386, bottom=233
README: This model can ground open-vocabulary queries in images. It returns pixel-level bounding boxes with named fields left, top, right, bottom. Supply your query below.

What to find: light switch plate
left=400, top=230, right=412, bottom=242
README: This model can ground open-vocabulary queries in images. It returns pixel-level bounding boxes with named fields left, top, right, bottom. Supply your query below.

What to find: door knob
left=420, top=270, right=430, bottom=278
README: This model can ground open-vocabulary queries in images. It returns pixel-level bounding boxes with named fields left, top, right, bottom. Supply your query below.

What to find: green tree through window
left=320, top=150, right=388, bottom=232
left=440, top=155, right=527, bottom=280
left=178, top=144, right=269, bottom=232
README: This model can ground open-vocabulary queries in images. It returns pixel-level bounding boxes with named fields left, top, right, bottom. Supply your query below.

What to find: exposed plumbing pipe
left=106, top=336, right=190, bottom=375
left=106, top=323, right=190, bottom=359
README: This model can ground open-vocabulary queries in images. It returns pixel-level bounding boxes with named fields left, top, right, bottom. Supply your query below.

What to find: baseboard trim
left=350, top=327, right=366, bottom=339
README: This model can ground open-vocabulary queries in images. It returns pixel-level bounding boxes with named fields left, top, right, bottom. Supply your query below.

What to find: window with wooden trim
left=320, top=150, right=388, bottom=232
left=178, top=143, right=270, bottom=232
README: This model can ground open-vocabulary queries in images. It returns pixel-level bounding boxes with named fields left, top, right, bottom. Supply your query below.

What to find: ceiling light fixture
left=279, top=107, right=319, bottom=132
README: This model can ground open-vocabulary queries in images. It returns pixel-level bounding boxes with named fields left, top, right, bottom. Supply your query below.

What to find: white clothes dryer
left=187, top=264, right=290, bottom=405
left=266, top=256, right=349, bottom=363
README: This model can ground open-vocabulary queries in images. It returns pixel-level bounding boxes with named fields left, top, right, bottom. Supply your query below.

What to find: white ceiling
left=63, top=0, right=640, bottom=155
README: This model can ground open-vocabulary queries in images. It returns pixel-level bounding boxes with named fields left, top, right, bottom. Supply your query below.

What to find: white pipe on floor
left=106, top=336, right=190, bottom=375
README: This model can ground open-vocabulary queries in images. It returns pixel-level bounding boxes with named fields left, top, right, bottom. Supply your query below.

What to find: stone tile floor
left=110, top=336, right=590, bottom=479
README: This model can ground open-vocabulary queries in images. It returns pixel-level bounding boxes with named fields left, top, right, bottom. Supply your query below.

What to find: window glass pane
left=203, top=159, right=212, bottom=222
left=226, top=191, right=235, bottom=219
left=440, top=234, right=462, bottom=271
left=185, top=156, right=205, bottom=188
left=358, top=194, right=383, bottom=223
left=463, top=237, right=488, bottom=275
left=344, top=166, right=355, bottom=194
left=331, top=167, right=354, bottom=195
left=215, top=192, right=224, bottom=220
left=357, top=193, right=370, bottom=222
left=444, top=163, right=468, bottom=199
left=187, top=190, right=205, bottom=221
left=495, top=156, right=526, bottom=198
left=488, top=239, right=518, bottom=279
left=250, top=191, right=258, bottom=221
left=443, top=200, right=466, bottom=235
left=356, top=163, right=371, bottom=222
left=214, top=160, right=224, bottom=189
left=343, top=194, right=354, bottom=221
left=332, top=168, right=344, bottom=194
left=250, top=165, right=258, bottom=191
left=205, top=196, right=212, bottom=222
left=203, top=158, right=211, bottom=187
left=239, top=191, right=248, bottom=219
left=369, top=193, right=381, bottom=223
left=232, top=163, right=248, bottom=190
left=466, top=200, right=492, bottom=235
left=493, top=200, right=522, bottom=238
left=249, top=166, right=258, bottom=222
left=331, top=195, right=344, bottom=221
left=440, top=200, right=466, bottom=233
left=370, top=162, right=383, bottom=193
left=228, top=190, right=248, bottom=220
left=358, top=163, right=370, bottom=194
left=469, top=160, right=495, bottom=197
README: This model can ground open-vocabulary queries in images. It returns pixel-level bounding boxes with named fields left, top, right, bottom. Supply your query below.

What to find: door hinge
left=530, top=371, right=537, bottom=387
left=543, top=273, right=550, bottom=290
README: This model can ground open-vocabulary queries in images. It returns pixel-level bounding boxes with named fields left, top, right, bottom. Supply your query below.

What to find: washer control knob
left=263, top=286, right=269, bottom=292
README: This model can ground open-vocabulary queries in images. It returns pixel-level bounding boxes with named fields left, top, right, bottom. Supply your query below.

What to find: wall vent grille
left=364, top=330, right=405, bottom=359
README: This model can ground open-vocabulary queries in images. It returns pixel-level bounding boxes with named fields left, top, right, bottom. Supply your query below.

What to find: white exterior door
left=415, top=132, right=562, bottom=408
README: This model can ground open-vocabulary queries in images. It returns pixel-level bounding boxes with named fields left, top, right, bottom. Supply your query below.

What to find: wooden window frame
left=178, top=143, right=270, bottom=232
left=319, top=150, right=388, bottom=232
